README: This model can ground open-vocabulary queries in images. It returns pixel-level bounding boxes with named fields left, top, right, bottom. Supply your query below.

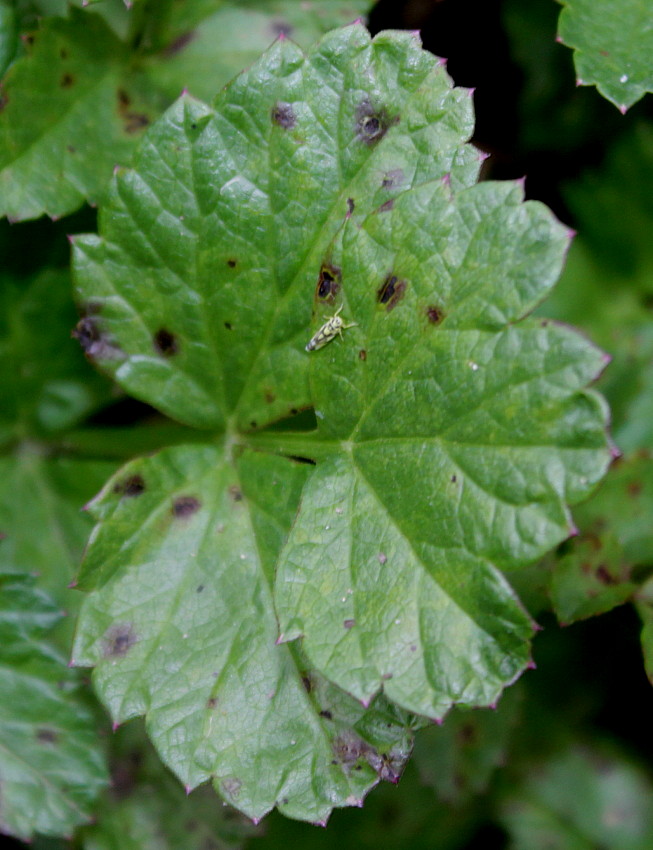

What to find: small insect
left=305, top=305, right=357, bottom=351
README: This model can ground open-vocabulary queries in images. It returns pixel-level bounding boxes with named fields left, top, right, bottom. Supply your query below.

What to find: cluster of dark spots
left=288, top=455, right=316, bottom=466
left=116, top=88, right=150, bottom=134
left=206, top=697, right=218, bottom=709
left=359, top=349, right=367, bottom=361
left=227, top=258, right=237, bottom=268
left=162, top=31, right=196, bottom=57
left=301, top=674, right=312, bottom=693
left=316, top=264, right=341, bottom=301
left=113, top=473, right=146, bottom=498
left=426, top=305, right=445, bottom=324
left=596, top=565, right=618, bottom=585
left=355, top=99, right=398, bottom=146
left=103, top=623, right=137, bottom=658
left=271, top=101, right=296, bottom=129
left=376, top=199, right=394, bottom=213
left=347, top=198, right=355, bottom=214
left=377, top=274, right=407, bottom=311
left=343, top=618, right=356, bottom=629
left=172, top=496, right=201, bottom=517
left=228, top=485, right=243, bottom=502
left=270, top=20, right=293, bottom=37
left=319, top=710, right=333, bottom=720
left=196, top=584, right=204, bottom=593
left=60, top=73, right=75, bottom=88
left=36, top=728, right=58, bottom=744
left=224, top=321, right=232, bottom=330
left=381, top=169, right=404, bottom=190
left=153, top=328, right=178, bottom=357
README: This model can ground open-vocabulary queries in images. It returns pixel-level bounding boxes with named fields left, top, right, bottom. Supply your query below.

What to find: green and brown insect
left=305, top=305, right=357, bottom=351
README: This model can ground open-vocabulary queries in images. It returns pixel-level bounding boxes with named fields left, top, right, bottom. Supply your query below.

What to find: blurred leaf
left=73, top=446, right=418, bottom=823
left=412, top=686, right=522, bottom=805
left=82, top=722, right=256, bottom=850
left=0, top=270, right=111, bottom=442
left=499, top=743, right=653, bottom=850
left=0, top=575, right=108, bottom=841
left=635, top=576, right=653, bottom=688
left=558, top=0, right=653, bottom=111
left=0, top=0, right=17, bottom=76
left=546, top=454, right=653, bottom=624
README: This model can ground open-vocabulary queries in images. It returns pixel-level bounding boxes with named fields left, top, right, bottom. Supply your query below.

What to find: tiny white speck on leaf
left=620, top=74, right=628, bottom=83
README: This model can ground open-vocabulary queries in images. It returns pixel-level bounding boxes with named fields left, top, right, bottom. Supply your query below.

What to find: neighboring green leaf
left=0, top=8, right=160, bottom=221
left=72, top=27, right=479, bottom=429
left=274, top=177, right=610, bottom=714
left=0, top=575, right=108, bottom=841
left=413, top=685, right=522, bottom=805
left=0, top=452, right=116, bottom=605
left=0, top=270, right=111, bottom=443
left=0, top=0, right=17, bottom=76
left=557, top=0, right=653, bottom=111
left=144, top=0, right=372, bottom=102
left=82, top=722, right=257, bottom=850
left=72, top=445, right=418, bottom=823
left=546, top=454, right=653, bottom=624
left=499, top=743, right=653, bottom=850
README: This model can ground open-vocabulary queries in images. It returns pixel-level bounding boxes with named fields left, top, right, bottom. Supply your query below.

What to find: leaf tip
left=610, top=443, right=622, bottom=461
left=619, top=104, right=628, bottom=115
left=526, top=659, right=537, bottom=671
left=67, top=578, right=78, bottom=589
left=112, top=721, right=120, bottom=732
left=437, top=56, right=448, bottom=69
left=565, top=227, right=577, bottom=240
left=555, top=33, right=564, bottom=44
left=576, top=77, right=586, bottom=87
left=185, top=784, right=192, bottom=796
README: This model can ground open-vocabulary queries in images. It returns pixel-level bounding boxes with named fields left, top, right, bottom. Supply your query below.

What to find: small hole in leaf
left=271, top=101, right=296, bottom=129
left=289, top=455, right=316, bottom=466
left=224, top=321, right=232, bottom=330
left=355, top=99, right=397, bottom=146
left=172, top=496, right=201, bottom=517
left=377, top=274, right=406, bottom=311
left=451, top=475, right=457, bottom=483
left=319, top=710, right=333, bottom=719
left=426, top=305, right=444, bottom=324
left=153, top=328, right=178, bottom=357
left=316, top=264, right=341, bottom=301
left=227, top=258, right=237, bottom=268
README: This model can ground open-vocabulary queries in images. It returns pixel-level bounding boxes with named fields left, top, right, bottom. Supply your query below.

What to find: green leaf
left=0, top=8, right=159, bottom=221
left=72, top=445, right=418, bottom=823
left=274, top=177, right=610, bottom=714
left=72, top=26, right=479, bottom=429
left=144, top=0, right=372, bottom=102
left=499, top=743, right=653, bottom=850
left=0, top=575, right=108, bottom=841
left=557, top=0, right=653, bottom=111
left=0, top=270, right=111, bottom=442
left=0, top=0, right=17, bottom=77
left=82, top=721, right=257, bottom=850
left=546, top=454, right=653, bottom=624
left=636, top=576, right=653, bottom=688
left=413, top=685, right=522, bottom=805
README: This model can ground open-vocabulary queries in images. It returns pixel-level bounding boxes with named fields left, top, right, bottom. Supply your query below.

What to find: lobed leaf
left=557, top=0, right=653, bottom=111
left=0, top=575, right=108, bottom=841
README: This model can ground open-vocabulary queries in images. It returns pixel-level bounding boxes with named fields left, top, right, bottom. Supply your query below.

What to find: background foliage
left=2, top=0, right=653, bottom=847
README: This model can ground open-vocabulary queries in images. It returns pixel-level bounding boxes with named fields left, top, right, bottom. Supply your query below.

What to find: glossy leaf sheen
left=0, top=576, right=108, bottom=841
left=558, top=0, right=653, bottom=111
left=73, top=445, right=417, bottom=823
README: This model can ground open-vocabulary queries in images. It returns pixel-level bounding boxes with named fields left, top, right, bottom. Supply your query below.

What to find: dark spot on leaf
left=410, top=644, right=416, bottom=651
left=355, top=99, right=398, bottom=146
left=319, top=710, right=333, bottom=719
left=229, top=485, right=243, bottom=502
left=451, top=475, right=457, bottom=483
left=117, top=88, right=131, bottom=108
left=227, top=258, right=237, bottom=268
left=207, top=697, right=218, bottom=709
left=368, top=750, right=402, bottom=783
left=301, top=674, right=312, bottom=693
left=347, top=198, right=355, bottom=214
left=599, top=49, right=610, bottom=57
left=596, top=565, right=617, bottom=585
left=458, top=724, right=476, bottom=744
left=196, top=584, right=204, bottom=593
left=224, top=321, right=232, bottom=330
left=114, top=474, right=146, bottom=498
left=627, top=481, right=642, bottom=497
left=271, top=20, right=293, bottom=37
left=250, top=421, right=257, bottom=429
left=36, top=728, right=58, bottom=744
left=72, top=316, right=123, bottom=361
left=289, top=455, right=316, bottom=466
left=185, top=820, right=198, bottom=832
left=222, top=777, right=242, bottom=798
left=382, top=673, right=393, bottom=680
left=426, top=305, right=444, bottom=324
left=60, top=73, right=74, bottom=88
left=290, top=408, right=298, bottom=416
left=540, top=319, right=549, bottom=327
left=343, top=618, right=356, bottom=629
left=382, top=169, right=404, bottom=189
left=378, top=553, right=388, bottom=565
left=190, top=123, right=197, bottom=130
left=103, top=623, right=137, bottom=658
left=67, top=145, right=76, bottom=153
left=153, top=328, right=178, bottom=357
left=60, top=48, right=68, bottom=59
left=124, top=113, right=150, bottom=133
left=316, top=264, right=341, bottom=301
left=359, top=349, right=367, bottom=361
left=377, top=274, right=407, bottom=311
left=264, top=390, right=276, bottom=403
left=271, top=101, right=296, bottom=129
left=376, top=199, right=394, bottom=213
left=163, top=30, right=196, bottom=56
left=22, top=33, right=35, bottom=47
left=172, top=496, right=201, bottom=518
